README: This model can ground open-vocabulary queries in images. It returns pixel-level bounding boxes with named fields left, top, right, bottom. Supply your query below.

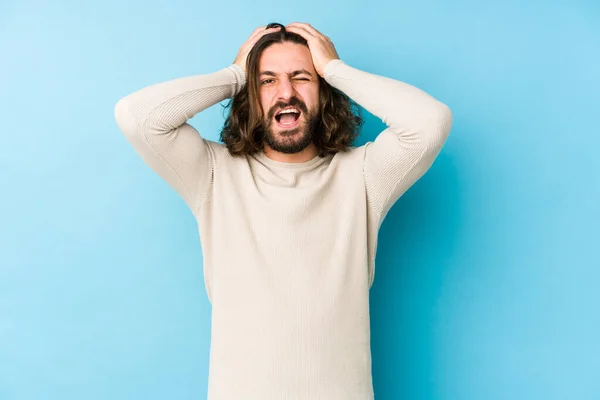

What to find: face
left=258, top=42, right=320, bottom=154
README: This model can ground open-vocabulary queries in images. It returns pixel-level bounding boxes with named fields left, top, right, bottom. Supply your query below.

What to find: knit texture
left=115, top=59, right=452, bottom=399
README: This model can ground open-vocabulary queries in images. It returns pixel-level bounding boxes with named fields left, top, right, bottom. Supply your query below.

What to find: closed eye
left=260, top=78, right=310, bottom=86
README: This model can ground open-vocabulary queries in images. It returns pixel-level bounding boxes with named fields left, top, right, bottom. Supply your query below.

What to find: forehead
left=259, top=42, right=315, bottom=75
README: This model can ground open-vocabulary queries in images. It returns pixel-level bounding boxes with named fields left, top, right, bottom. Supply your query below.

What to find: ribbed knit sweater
left=114, top=58, right=452, bottom=399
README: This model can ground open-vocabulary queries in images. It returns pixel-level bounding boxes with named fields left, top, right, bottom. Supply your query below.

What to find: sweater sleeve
left=114, top=64, right=247, bottom=213
left=323, top=59, right=453, bottom=222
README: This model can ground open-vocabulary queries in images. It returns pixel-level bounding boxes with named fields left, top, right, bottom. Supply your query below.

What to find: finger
left=287, top=24, right=331, bottom=45
left=287, top=22, right=323, bottom=39
left=285, top=25, right=316, bottom=41
left=252, top=25, right=279, bottom=38
left=249, top=26, right=267, bottom=38
left=248, top=26, right=280, bottom=44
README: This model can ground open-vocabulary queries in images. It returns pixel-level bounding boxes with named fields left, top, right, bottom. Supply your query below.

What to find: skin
left=258, top=42, right=320, bottom=161
left=234, top=23, right=340, bottom=163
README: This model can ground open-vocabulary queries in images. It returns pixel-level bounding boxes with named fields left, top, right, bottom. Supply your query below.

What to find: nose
left=276, top=77, right=295, bottom=102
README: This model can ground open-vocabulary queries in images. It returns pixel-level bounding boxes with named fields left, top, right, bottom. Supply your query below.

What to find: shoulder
left=332, top=144, right=368, bottom=165
left=202, top=139, right=231, bottom=167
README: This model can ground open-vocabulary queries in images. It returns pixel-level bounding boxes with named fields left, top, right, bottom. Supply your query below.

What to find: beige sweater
left=114, top=58, right=452, bottom=399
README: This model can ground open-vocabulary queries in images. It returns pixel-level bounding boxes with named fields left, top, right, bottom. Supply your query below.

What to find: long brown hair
left=220, top=23, right=363, bottom=157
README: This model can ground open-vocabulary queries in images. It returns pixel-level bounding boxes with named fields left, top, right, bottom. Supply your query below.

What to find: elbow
left=114, top=96, right=137, bottom=138
left=435, top=101, right=453, bottom=139
left=437, top=102, right=453, bottom=138
left=424, top=102, right=453, bottom=152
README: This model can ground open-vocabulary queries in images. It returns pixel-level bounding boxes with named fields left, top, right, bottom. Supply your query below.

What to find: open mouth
left=274, top=107, right=302, bottom=129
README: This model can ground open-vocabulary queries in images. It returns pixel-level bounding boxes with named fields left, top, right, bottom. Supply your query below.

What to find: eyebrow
left=259, top=69, right=313, bottom=78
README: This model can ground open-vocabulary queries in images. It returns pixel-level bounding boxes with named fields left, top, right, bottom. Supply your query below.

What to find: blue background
left=1, top=0, right=599, bottom=399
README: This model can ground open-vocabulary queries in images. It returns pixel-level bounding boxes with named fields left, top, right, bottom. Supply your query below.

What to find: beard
left=262, top=98, right=320, bottom=155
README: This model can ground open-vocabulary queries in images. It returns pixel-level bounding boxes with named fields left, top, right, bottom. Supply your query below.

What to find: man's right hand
left=233, top=25, right=282, bottom=72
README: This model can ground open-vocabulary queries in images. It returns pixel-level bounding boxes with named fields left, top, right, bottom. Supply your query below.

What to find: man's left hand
left=285, top=22, right=340, bottom=78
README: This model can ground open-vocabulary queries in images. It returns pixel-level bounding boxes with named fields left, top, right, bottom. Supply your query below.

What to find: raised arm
left=323, top=59, right=453, bottom=222
left=114, top=65, right=245, bottom=213
left=285, top=22, right=452, bottom=223
left=114, top=25, right=281, bottom=214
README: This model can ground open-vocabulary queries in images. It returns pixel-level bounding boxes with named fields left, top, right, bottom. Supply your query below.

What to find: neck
left=262, top=143, right=318, bottom=163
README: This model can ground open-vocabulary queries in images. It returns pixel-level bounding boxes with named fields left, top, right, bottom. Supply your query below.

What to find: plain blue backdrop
left=1, top=0, right=599, bottom=399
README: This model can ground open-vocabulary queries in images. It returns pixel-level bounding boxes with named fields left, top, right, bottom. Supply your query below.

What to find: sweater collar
left=254, top=150, right=329, bottom=171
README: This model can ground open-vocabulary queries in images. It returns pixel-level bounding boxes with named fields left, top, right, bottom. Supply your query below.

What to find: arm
left=114, top=64, right=246, bottom=213
left=323, top=59, right=453, bottom=222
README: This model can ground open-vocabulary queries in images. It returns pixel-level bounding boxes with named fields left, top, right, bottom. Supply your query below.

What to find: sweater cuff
left=227, top=64, right=247, bottom=95
left=323, top=58, right=346, bottom=81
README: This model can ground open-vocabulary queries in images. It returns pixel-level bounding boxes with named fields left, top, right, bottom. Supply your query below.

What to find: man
left=115, top=22, right=452, bottom=400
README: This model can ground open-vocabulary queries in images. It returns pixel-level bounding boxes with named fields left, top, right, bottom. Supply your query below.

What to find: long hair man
left=115, top=22, right=452, bottom=399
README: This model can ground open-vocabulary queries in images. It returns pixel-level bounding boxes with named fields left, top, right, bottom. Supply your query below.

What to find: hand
left=285, top=22, right=340, bottom=78
left=233, top=25, right=282, bottom=72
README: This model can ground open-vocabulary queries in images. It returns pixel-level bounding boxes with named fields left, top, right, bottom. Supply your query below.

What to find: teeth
left=277, top=108, right=300, bottom=116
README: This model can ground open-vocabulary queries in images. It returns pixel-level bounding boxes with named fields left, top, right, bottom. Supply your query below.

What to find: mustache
left=267, top=98, right=308, bottom=119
